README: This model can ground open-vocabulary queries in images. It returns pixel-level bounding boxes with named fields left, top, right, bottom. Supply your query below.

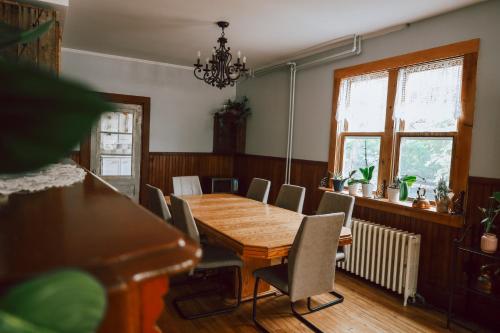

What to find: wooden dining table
left=166, top=193, right=352, bottom=299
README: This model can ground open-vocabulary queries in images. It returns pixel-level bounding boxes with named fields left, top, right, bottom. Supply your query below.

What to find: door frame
left=80, top=93, right=150, bottom=205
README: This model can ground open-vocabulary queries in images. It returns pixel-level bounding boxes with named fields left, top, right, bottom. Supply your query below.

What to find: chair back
left=275, top=184, right=306, bottom=213
left=172, top=176, right=203, bottom=195
left=170, top=195, right=200, bottom=243
left=246, top=178, right=271, bottom=203
left=288, top=213, right=344, bottom=302
left=317, top=191, right=355, bottom=229
left=145, top=184, right=172, bottom=223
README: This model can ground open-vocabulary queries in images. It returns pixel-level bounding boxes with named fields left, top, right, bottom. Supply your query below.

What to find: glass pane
left=101, top=155, right=132, bottom=176
left=398, top=137, right=453, bottom=198
left=342, top=137, right=381, bottom=188
left=338, top=72, right=388, bottom=132
left=119, top=112, right=134, bottom=133
left=101, top=133, right=118, bottom=151
left=394, top=58, right=462, bottom=132
left=100, top=112, right=119, bottom=132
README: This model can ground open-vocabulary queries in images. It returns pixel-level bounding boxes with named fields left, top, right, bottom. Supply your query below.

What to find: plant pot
left=436, top=198, right=450, bottom=213
left=387, top=188, right=400, bottom=203
left=348, top=183, right=359, bottom=196
left=361, top=183, right=373, bottom=198
left=481, top=233, right=498, bottom=254
left=332, top=179, right=346, bottom=192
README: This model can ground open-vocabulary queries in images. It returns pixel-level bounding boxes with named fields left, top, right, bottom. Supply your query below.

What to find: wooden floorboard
left=160, top=271, right=466, bottom=333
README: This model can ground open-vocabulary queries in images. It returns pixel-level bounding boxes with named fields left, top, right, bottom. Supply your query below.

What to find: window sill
left=318, top=187, right=463, bottom=228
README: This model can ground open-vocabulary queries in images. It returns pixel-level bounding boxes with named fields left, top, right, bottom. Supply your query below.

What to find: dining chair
left=246, top=178, right=271, bottom=203
left=170, top=195, right=243, bottom=319
left=252, top=213, right=345, bottom=333
left=275, top=184, right=306, bottom=213
left=145, top=184, right=172, bottom=223
left=317, top=191, right=355, bottom=263
left=172, top=176, right=203, bottom=195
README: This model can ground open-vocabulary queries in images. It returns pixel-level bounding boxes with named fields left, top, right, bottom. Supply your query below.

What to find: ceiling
left=62, top=0, right=482, bottom=68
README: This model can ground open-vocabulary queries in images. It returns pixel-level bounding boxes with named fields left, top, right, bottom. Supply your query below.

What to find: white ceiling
left=62, top=0, right=482, bottom=68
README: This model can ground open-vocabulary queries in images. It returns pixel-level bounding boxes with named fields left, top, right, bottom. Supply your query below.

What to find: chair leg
left=173, top=266, right=242, bottom=320
left=291, top=302, right=324, bottom=333
left=306, top=290, right=344, bottom=313
left=252, top=277, right=272, bottom=333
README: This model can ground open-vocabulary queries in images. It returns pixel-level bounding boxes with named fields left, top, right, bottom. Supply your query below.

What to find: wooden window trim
left=328, top=39, right=479, bottom=224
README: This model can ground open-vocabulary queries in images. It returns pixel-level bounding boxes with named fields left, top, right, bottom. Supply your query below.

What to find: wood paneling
left=148, top=152, right=234, bottom=195
left=0, top=0, right=61, bottom=73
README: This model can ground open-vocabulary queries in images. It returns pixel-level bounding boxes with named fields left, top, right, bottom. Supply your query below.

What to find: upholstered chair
left=172, top=176, right=203, bottom=195
left=246, top=178, right=271, bottom=203
left=144, top=184, right=172, bottom=223
left=252, top=213, right=345, bottom=332
left=275, top=184, right=306, bottom=213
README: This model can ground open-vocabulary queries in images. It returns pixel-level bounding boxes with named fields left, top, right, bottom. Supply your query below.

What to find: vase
left=436, top=197, right=450, bottom=213
left=348, top=183, right=359, bottom=196
left=387, top=188, right=400, bottom=203
left=361, top=183, right=373, bottom=198
left=481, top=233, right=498, bottom=254
left=332, top=179, right=346, bottom=192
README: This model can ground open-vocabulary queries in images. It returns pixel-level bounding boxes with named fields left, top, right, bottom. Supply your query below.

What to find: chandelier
left=194, top=21, right=248, bottom=89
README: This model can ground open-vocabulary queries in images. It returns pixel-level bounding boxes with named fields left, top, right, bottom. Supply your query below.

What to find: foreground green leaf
left=0, top=20, right=54, bottom=50
left=0, top=270, right=106, bottom=333
left=0, top=60, right=113, bottom=173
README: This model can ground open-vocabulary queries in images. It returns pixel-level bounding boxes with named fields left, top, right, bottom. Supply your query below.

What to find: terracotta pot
left=348, top=183, right=359, bottom=196
left=387, top=188, right=399, bottom=203
left=361, top=183, right=373, bottom=198
left=481, top=233, right=498, bottom=254
left=436, top=198, right=450, bottom=213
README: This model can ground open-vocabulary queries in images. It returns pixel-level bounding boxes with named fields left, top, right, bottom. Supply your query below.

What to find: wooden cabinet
left=213, top=112, right=246, bottom=154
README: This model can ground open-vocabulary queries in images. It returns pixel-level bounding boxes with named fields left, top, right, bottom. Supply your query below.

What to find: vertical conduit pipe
left=285, top=62, right=297, bottom=184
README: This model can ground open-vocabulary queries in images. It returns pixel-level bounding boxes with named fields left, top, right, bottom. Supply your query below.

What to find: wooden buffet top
left=0, top=171, right=200, bottom=333
left=167, top=193, right=352, bottom=259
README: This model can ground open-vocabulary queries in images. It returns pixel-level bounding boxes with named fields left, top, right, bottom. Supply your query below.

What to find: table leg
left=240, top=257, right=272, bottom=301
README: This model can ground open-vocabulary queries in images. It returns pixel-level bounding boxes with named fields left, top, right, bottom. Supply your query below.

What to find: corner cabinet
left=213, top=112, right=246, bottom=154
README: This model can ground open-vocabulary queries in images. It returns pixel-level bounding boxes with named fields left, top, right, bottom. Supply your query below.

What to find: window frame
left=328, top=39, right=479, bottom=198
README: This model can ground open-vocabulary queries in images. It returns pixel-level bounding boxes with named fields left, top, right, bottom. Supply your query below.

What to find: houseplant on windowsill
left=359, top=165, right=375, bottom=198
left=347, top=178, right=361, bottom=196
left=478, top=192, right=500, bottom=253
left=387, top=175, right=417, bottom=203
left=434, top=177, right=453, bottom=213
left=331, top=170, right=356, bottom=192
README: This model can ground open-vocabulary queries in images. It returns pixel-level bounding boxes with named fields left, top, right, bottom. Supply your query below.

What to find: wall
left=61, top=49, right=235, bottom=152
left=237, top=0, right=500, bottom=179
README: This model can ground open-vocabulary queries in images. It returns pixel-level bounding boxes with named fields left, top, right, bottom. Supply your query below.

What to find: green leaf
left=0, top=60, right=113, bottom=173
left=0, top=20, right=54, bottom=50
left=493, top=192, right=500, bottom=203
left=399, top=182, right=409, bottom=201
left=402, top=175, right=417, bottom=187
left=0, top=270, right=106, bottom=333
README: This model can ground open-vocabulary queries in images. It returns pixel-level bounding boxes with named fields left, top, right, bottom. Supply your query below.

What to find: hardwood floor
left=160, top=271, right=458, bottom=333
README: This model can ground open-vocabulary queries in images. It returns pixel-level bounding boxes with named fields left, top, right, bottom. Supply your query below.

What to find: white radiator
left=338, top=219, right=421, bottom=306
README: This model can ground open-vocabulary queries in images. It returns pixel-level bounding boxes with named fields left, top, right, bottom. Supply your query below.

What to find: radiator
left=337, top=219, right=421, bottom=306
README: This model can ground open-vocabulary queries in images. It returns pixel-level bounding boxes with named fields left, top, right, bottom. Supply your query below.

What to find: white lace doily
left=0, top=163, right=87, bottom=195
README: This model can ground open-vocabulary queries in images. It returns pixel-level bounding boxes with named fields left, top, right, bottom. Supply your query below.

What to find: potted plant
left=478, top=192, right=500, bottom=253
left=434, top=177, right=452, bottom=213
left=387, top=175, right=417, bottom=202
left=331, top=170, right=356, bottom=192
left=359, top=165, right=375, bottom=198
left=347, top=178, right=361, bottom=196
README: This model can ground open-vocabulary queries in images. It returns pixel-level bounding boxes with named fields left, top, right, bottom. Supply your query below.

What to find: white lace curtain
left=336, top=71, right=389, bottom=124
left=393, top=57, right=463, bottom=122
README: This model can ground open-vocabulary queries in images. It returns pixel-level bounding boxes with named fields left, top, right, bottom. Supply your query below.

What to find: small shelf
left=457, top=245, right=500, bottom=261
left=318, top=187, right=463, bottom=228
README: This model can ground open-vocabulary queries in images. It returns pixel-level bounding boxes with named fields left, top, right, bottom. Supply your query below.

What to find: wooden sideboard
left=0, top=171, right=200, bottom=333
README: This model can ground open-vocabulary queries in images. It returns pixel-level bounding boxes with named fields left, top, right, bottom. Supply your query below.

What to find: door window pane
left=342, top=137, right=381, bottom=187
left=398, top=137, right=453, bottom=198
left=337, top=72, right=388, bottom=132
left=394, top=58, right=462, bottom=132
left=119, top=112, right=134, bottom=133
left=100, top=112, right=119, bottom=132
left=101, top=155, right=132, bottom=176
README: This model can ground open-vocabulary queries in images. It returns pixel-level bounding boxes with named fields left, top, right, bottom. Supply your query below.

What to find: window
left=329, top=39, right=478, bottom=201
left=337, top=72, right=388, bottom=187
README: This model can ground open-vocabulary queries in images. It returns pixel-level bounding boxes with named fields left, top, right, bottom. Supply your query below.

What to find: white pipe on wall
left=285, top=62, right=297, bottom=184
